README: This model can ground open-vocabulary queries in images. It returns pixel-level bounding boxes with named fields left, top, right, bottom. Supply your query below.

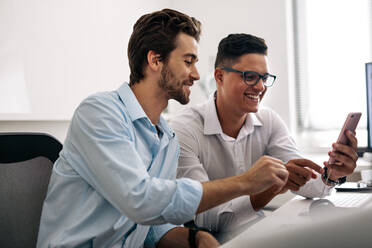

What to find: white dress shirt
left=170, top=93, right=332, bottom=234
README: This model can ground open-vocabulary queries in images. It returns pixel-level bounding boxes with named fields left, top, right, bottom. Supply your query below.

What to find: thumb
left=311, top=170, right=318, bottom=179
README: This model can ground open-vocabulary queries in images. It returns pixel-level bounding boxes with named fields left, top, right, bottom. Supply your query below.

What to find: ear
left=214, top=68, right=224, bottom=87
left=147, top=50, right=162, bottom=72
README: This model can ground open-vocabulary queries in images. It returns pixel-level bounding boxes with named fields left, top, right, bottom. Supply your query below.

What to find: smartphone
left=328, top=112, right=362, bottom=164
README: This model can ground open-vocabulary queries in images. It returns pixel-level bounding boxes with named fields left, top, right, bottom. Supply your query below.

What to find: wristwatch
left=322, top=167, right=347, bottom=186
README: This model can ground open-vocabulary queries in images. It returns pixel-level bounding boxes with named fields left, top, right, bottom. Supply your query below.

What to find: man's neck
left=130, top=79, right=168, bottom=125
left=215, top=95, right=247, bottom=139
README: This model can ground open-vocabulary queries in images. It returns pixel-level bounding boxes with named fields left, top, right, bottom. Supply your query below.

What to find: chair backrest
left=0, top=133, right=62, bottom=248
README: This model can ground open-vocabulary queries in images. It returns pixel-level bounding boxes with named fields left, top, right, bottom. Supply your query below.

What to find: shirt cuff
left=295, top=175, right=333, bottom=198
left=161, top=178, right=203, bottom=225
left=144, top=224, right=178, bottom=248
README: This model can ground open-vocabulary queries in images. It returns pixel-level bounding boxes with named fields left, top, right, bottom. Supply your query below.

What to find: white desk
left=222, top=190, right=372, bottom=248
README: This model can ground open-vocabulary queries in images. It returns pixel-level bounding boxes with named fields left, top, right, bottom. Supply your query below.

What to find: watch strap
left=188, top=228, right=198, bottom=248
left=323, top=167, right=347, bottom=186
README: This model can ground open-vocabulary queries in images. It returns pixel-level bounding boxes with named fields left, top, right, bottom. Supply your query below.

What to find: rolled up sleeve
left=161, top=178, right=202, bottom=225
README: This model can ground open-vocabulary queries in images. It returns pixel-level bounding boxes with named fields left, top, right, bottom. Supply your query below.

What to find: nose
left=191, top=66, right=200, bottom=81
left=253, top=78, right=265, bottom=92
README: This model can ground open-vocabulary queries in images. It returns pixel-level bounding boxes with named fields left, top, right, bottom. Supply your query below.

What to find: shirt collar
left=158, top=116, right=176, bottom=139
left=204, top=93, right=223, bottom=135
left=116, top=82, right=175, bottom=139
left=203, top=91, right=263, bottom=136
left=117, top=83, right=146, bottom=121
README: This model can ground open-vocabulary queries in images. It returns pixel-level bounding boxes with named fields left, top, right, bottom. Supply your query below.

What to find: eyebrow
left=184, top=53, right=199, bottom=62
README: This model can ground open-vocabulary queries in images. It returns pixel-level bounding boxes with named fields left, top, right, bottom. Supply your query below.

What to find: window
left=293, top=0, right=372, bottom=151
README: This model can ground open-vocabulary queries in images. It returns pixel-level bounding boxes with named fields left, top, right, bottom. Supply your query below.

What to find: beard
left=157, top=64, right=191, bottom=105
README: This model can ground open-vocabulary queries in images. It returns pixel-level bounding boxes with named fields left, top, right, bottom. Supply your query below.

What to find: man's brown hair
left=128, top=9, right=201, bottom=85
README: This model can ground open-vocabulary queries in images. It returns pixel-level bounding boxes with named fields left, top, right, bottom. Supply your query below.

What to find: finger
left=286, top=168, right=308, bottom=186
left=273, top=176, right=289, bottom=194
left=288, top=173, right=307, bottom=186
left=285, top=180, right=301, bottom=191
left=271, top=167, right=289, bottom=188
left=286, top=163, right=313, bottom=181
left=345, top=130, right=358, bottom=151
left=275, top=167, right=289, bottom=182
left=326, top=164, right=350, bottom=175
left=332, top=143, right=358, bottom=162
left=324, top=161, right=353, bottom=175
left=329, top=151, right=356, bottom=171
left=288, top=158, right=324, bottom=174
left=311, top=171, right=318, bottom=179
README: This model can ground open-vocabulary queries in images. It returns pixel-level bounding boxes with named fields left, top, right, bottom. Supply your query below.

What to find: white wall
left=0, top=0, right=296, bottom=143
left=0, top=0, right=171, bottom=120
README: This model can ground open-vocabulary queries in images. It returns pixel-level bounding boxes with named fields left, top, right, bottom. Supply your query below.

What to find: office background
left=0, top=0, right=295, bottom=140
left=0, top=0, right=371, bottom=154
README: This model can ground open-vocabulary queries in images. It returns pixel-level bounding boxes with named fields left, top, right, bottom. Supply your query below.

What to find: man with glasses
left=170, top=33, right=358, bottom=242
left=37, top=12, right=295, bottom=248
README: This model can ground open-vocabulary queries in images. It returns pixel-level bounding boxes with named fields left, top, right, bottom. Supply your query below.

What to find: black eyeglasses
left=220, top=67, right=276, bottom=87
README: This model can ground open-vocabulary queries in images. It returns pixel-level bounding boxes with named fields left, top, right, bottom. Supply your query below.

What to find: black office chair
left=0, top=132, right=62, bottom=248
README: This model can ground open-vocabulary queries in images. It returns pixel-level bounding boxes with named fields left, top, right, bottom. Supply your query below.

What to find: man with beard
left=37, top=10, right=290, bottom=248
left=170, top=33, right=358, bottom=242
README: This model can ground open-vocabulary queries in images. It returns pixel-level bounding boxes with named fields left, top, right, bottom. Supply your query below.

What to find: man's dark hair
left=128, top=9, right=201, bottom=85
left=214, top=33, right=267, bottom=68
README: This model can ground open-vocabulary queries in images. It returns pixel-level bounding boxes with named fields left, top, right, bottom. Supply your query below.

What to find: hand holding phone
left=323, top=112, right=361, bottom=190
left=328, top=112, right=361, bottom=164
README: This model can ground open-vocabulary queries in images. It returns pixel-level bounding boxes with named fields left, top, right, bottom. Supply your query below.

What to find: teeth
left=244, top=93, right=260, bottom=99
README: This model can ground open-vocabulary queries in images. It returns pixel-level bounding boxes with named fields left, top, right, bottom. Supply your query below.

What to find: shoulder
left=80, top=91, right=123, bottom=111
left=74, top=90, right=131, bottom=127
left=255, top=106, right=290, bottom=138
left=255, top=106, right=282, bottom=124
left=169, top=103, right=206, bottom=138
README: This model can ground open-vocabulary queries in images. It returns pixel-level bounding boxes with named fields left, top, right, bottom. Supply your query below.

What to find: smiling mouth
left=244, top=93, right=261, bottom=100
left=183, top=80, right=194, bottom=87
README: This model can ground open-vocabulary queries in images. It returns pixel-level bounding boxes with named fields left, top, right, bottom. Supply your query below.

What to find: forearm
left=197, top=156, right=289, bottom=213
left=197, top=175, right=246, bottom=213
left=250, top=186, right=278, bottom=211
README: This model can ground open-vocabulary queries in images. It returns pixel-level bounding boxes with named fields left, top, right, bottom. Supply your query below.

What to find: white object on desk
left=362, top=152, right=372, bottom=162
left=222, top=191, right=372, bottom=248
left=361, top=169, right=372, bottom=185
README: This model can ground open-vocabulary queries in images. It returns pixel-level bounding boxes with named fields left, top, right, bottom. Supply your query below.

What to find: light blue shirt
left=37, top=83, right=203, bottom=248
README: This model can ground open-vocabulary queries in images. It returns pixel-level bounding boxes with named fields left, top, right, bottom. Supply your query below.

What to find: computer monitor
left=365, top=62, right=372, bottom=154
